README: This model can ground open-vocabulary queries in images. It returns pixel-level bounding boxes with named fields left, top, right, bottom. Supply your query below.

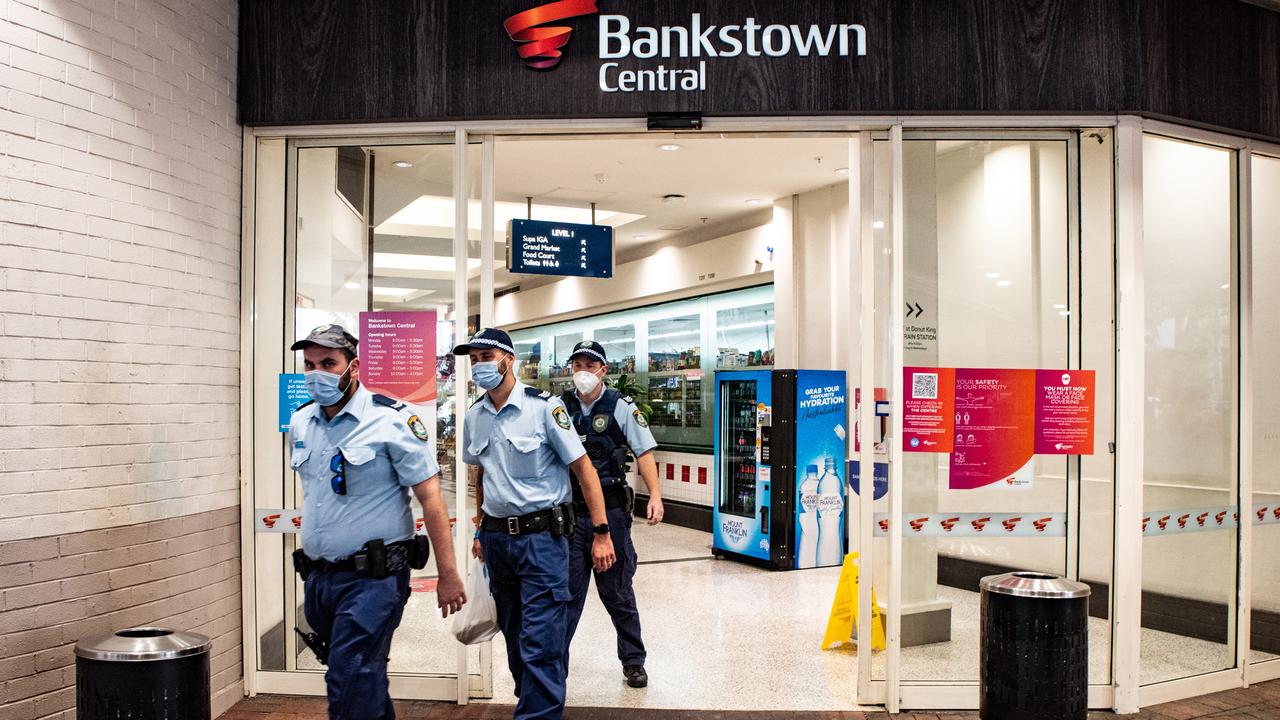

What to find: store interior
left=257, top=131, right=1280, bottom=709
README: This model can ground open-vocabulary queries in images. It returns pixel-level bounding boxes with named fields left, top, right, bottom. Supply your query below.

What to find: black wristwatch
left=593, top=523, right=610, bottom=536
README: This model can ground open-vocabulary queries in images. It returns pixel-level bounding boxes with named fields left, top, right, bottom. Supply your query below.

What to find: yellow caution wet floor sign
left=822, top=552, right=885, bottom=651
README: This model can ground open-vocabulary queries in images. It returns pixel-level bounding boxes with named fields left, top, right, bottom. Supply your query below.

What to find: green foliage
left=609, top=373, right=653, bottom=421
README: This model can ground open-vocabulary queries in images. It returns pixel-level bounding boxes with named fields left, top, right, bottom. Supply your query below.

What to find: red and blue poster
left=903, top=367, right=956, bottom=453
left=1034, top=370, right=1096, bottom=455
left=359, top=311, right=438, bottom=404
left=949, top=369, right=1036, bottom=490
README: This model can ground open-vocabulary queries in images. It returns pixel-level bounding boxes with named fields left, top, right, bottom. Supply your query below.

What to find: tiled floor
left=221, top=677, right=1280, bottom=719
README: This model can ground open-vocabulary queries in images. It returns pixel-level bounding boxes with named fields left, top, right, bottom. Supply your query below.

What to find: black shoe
left=623, top=664, right=648, bottom=688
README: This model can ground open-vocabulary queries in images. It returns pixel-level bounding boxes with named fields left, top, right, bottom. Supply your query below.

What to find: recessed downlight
left=835, top=167, right=849, bottom=175
left=745, top=198, right=762, bottom=205
left=985, top=272, right=1001, bottom=279
left=658, top=143, right=681, bottom=152
left=662, top=194, right=686, bottom=204
left=344, top=281, right=360, bottom=289
left=872, top=220, right=885, bottom=230
left=392, top=160, right=413, bottom=168
left=632, top=234, right=648, bottom=240
left=996, top=280, right=1012, bottom=287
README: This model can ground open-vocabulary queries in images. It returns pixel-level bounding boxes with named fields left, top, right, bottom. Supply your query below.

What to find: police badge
left=407, top=415, right=430, bottom=442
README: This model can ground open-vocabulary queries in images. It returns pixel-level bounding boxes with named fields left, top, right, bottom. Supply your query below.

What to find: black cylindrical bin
left=75, top=627, right=211, bottom=720
left=980, top=572, right=1090, bottom=720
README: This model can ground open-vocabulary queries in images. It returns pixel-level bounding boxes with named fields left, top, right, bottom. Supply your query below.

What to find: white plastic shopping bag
left=450, top=554, right=499, bottom=645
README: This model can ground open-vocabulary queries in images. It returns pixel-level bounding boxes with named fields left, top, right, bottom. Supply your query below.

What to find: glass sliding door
left=1139, top=135, right=1239, bottom=685
left=250, top=135, right=488, bottom=700
left=871, top=130, right=1117, bottom=708
left=1250, top=153, right=1280, bottom=667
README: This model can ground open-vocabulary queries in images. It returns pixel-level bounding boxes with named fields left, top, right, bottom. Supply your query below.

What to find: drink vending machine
left=712, top=369, right=848, bottom=570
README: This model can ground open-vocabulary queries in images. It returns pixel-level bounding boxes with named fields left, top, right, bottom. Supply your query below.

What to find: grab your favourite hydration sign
left=507, top=219, right=614, bottom=278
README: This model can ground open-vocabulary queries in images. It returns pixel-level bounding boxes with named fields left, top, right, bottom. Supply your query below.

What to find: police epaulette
left=621, top=395, right=635, bottom=405
left=524, top=387, right=552, bottom=400
left=372, top=394, right=406, bottom=410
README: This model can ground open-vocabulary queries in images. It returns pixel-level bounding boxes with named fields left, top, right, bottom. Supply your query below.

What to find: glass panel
left=1250, top=153, right=1280, bottom=665
left=1140, top=135, right=1237, bottom=684
left=550, top=331, right=584, bottom=396
left=287, top=140, right=476, bottom=679
left=880, top=138, right=1113, bottom=687
left=596, top=324, right=636, bottom=377
left=715, top=302, right=776, bottom=369
left=718, top=379, right=761, bottom=517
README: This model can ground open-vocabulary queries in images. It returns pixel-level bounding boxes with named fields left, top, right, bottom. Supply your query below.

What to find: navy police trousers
left=565, top=505, right=646, bottom=668
left=480, top=529, right=571, bottom=720
left=303, top=567, right=410, bottom=720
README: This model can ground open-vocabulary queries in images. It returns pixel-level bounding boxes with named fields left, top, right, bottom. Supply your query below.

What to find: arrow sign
left=914, top=302, right=924, bottom=318
left=905, top=303, right=915, bottom=318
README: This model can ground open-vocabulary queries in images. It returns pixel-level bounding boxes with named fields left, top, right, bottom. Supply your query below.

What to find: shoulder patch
left=524, top=387, right=551, bottom=400
left=406, top=414, right=430, bottom=442
left=372, top=394, right=405, bottom=410
left=633, top=408, right=649, bottom=428
left=552, top=405, right=572, bottom=430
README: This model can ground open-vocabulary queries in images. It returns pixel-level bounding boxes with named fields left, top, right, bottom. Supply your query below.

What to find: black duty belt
left=481, top=504, right=575, bottom=537
left=573, top=482, right=632, bottom=512
left=295, top=538, right=417, bottom=579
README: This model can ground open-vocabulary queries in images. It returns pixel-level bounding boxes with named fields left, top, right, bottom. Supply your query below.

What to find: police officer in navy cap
left=561, top=339, right=663, bottom=689
left=455, top=328, right=615, bottom=720
left=287, top=323, right=466, bottom=720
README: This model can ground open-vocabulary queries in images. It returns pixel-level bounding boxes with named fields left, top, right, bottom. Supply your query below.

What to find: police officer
left=456, top=328, right=615, bottom=720
left=287, top=324, right=466, bottom=720
left=561, top=340, right=663, bottom=689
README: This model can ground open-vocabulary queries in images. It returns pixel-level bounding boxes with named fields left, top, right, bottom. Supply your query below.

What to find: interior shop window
left=503, top=284, right=774, bottom=451
left=715, top=302, right=775, bottom=369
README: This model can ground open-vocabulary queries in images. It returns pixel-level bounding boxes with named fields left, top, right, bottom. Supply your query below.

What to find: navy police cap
left=569, top=340, right=607, bottom=364
left=291, top=323, right=358, bottom=353
left=452, top=328, right=516, bottom=356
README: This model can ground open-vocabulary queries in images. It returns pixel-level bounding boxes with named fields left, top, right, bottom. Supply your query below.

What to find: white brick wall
left=0, top=0, right=240, bottom=543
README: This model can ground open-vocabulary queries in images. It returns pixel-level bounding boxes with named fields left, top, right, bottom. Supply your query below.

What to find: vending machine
left=712, top=369, right=848, bottom=570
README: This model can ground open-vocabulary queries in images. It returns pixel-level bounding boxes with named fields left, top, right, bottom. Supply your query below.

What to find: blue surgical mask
left=305, top=366, right=350, bottom=406
left=472, top=360, right=506, bottom=391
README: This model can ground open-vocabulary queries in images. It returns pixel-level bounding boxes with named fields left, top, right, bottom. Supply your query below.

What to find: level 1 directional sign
left=507, top=218, right=613, bottom=278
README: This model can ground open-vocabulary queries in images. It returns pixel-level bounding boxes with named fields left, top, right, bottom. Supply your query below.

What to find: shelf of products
left=506, top=284, right=774, bottom=450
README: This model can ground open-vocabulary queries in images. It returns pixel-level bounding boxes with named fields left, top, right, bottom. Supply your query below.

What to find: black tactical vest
left=561, top=388, right=631, bottom=494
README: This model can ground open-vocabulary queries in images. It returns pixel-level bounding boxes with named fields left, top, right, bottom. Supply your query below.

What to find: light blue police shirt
left=288, top=384, right=439, bottom=562
left=464, top=381, right=586, bottom=518
left=577, top=390, right=659, bottom=458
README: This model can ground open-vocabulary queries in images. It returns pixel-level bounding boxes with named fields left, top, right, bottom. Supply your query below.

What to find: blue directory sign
left=279, top=373, right=310, bottom=431
left=507, top=218, right=613, bottom=278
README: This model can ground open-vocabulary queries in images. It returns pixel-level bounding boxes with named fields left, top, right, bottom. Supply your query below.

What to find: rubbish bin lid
left=980, top=572, right=1091, bottom=599
left=75, top=628, right=211, bottom=662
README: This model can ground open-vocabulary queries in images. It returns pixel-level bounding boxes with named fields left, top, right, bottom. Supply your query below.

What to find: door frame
left=239, top=114, right=1265, bottom=712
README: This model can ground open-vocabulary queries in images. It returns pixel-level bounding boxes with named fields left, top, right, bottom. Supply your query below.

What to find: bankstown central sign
left=503, top=3, right=868, bottom=94
left=597, top=14, right=868, bottom=92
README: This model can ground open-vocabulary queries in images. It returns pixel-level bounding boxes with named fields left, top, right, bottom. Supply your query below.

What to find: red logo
left=1258, top=507, right=1269, bottom=523
left=415, top=517, right=425, bottom=532
left=292, top=515, right=302, bottom=529
left=1216, top=511, right=1228, bottom=526
left=1032, top=517, right=1053, bottom=533
left=261, top=514, right=281, bottom=529
left=1142, top=516, right=1151, bottom=532
left=971, top=516, right=992, bottom=532
left=1273, top=507, right=1280, bottom=521
left=504, top=0, right=600, bottom=70
left=940, top=517, right=960, bottom=532
left=1002, top=517, right=1022, bottom=532
left=909, top=517, right=930, bottom=532
left=878, top=519, right=890, bottom=533
left=1177, top=514, right=1190, bottom=529
left=1157, top=515, right=1171, bottom=531
left=1196, top=512, right=1209, bottom=527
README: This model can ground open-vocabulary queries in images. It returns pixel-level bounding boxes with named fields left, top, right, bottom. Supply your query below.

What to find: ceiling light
left=1053, top=303, right=1066, bottom=309
left=1058, top=310, right=1071, bottom=317
left=872, top=220, right=885, bottom=230
left=996, top=280, right=1012, bottom=287
left=662, top=194, right=686, bottom=204
left=372, top=286, right=434, bottom=299
left=835, top=167, right=849, bottom=175
left=657, top=143, right=681, bottom=152
left=344, top=281, right=360, bottom=289
left=985, top=272, right=1001, bottom=279
left=1220, top=283, right=1230, bottom=289
left=392, top=161, right=413, bottom=169
left=632, top=234, right=648, bottom=240
left=374, top=253, right=481, bottom=274
left=745, top=198, right=762, bottom=205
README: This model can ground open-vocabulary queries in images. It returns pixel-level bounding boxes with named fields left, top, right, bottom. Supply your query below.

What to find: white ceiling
left=368, top=134, right=852, bottom=304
